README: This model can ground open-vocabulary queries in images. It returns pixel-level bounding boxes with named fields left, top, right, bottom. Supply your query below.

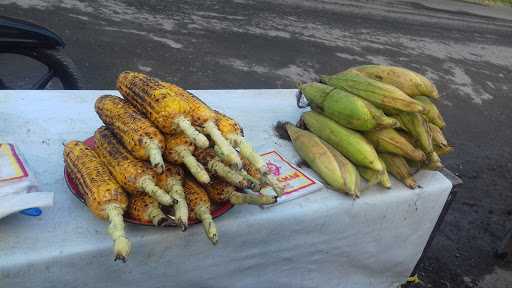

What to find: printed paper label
left=0, top=144, right=28, bottom=182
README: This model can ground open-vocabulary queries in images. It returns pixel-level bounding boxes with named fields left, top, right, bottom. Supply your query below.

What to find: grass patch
left=464, top=0, right=512, bottom=6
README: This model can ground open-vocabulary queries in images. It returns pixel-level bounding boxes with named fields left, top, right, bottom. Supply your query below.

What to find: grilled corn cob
left=117, top=71, right=209, bottom=149
left=117, top=71, right=241, bottom=168
left=94, top=126, right=175, bottom=206
left=95, top=95, right=166, bottom=173
left=163, top=133, right=210, bottom=184
left=126, top=194, right=175, bottom=226
left=183, top=177, right=218, bottom=244
left=157, top=165, right=188, bottom=230
left=63, top=141, right=130, bottom=262
left=205, top=178, right=276, bottom=205
left=194, top=147, right=251, bottom=189
left=216, top=111, right=284, bottom=195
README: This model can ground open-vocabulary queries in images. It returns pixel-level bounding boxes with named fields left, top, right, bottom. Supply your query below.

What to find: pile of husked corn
left=64, top=72, right=282, bottom=262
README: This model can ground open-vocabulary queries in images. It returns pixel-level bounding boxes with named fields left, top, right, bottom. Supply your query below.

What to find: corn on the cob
left=286, top=123, right=360, bottom=197
left=117, top=71, right=242, bottom=168
left=157, top=165, right=188, bottom=230
left=205, top=178, right=276, bottom=205
left=300, top=82, right=398, bottom=131
left=215, top=111, right=286, bottom=196
left=163, top=133, right=210, bottom=184
left=320, top=71, right=425, bottom=113
left=395, top=112, right=443, bottom=170
left=126, top=194, right=175, bottom=226
left=414, top=96, right=446, bottom=128
left=358, top=160, right=392, bottom=189
left=117, top=71, right=209, bottom=149
left=348, top=65, right=439, bottom=99
left=429, top=123, right=451, bottom=152
left=183, top=177, right=218, bottom=244
left=194, top=147, right=251, bottom=189
left=94, top=126, right=175, bottom=206
left=63, top=141, right=130, bottom=262
left=364, top=128, right=426, bottom=161
left=302, top=111, right=384, bottom=172
left=95, top=95, right=166, bottom=173
left=380, top=153, right=417, bottom=189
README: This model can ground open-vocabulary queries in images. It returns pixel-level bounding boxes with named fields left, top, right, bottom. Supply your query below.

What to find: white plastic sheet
left=0, top=90, right=452, bottom=288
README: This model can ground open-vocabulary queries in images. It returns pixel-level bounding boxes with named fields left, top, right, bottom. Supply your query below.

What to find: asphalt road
left=1, top=0, right=512, bottom=287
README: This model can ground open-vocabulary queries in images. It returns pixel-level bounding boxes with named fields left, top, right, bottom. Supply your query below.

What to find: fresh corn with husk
left=194, top=147, right=251, bottom=189
left=300, top=82, right=398, bottom=131
left=395, top=112, right=443, bottom=170
left=126, top=193, right=174, bottom=226
left=63, top=141, right=130, bottom=262
left=380, top=153, right=417, bottom=189
left=320, top=71, right=425, bottom=113
left=95, top=95, right=166, bottom=173
left=348, top=65, right=439, bottom=99
left=358, top=159, right=391, bottom=189
left=428, top=123, right=453, bottom=156
left=156, top=165, right=188, bottom=230
left=183, top=176, right=218, bottom=244
left=414, top=96, right=446, bottom=128
left=94, top=126, right=175, bottom=206
left=302, top=111, right=383, bottom=172
left=285, top=123, right=360, bottom=197
left=205, top=178, right=276, bottom=205
left=117, top=71, right=241, bottom=168
left=364, top=128, right=426, bottom=161
left=163, top=132, right=210, bottom=184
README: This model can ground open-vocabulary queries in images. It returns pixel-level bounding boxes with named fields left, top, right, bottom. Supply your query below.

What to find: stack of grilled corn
left=64, top=72, right=281, bottom=262
left=286, top=64, right=451, bottom=197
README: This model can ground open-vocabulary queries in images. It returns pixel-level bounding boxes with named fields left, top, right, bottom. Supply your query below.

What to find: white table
left=0, top=90, right=452, bottom=288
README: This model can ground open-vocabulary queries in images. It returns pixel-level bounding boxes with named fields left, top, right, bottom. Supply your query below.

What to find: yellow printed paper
left=0, top=144, right=28, bottom=182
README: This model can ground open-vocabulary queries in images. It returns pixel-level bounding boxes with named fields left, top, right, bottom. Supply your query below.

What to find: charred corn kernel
left=205, top=178, right=276, bottom=205
left=414, top=96, right=446, bottom=128
left=126, top=194, right=174, bottom=226
left=63, top=141, right=130, bottom=262
left=157, top=165, right=188, bottom=230
left=194, top=147, right=250, bottom=189
left=164, top=133, right=210, bottom=184
left=300, top=82, right=398, bottom=131
left=183, top=177, right=218, bottom=244
left=364, top=128, right=426, bottom=161
left=320, top=71, right=425, bottom=113
left=396, top=112, right=443, bottom=169
left=117, top=71, right=209, bottom=148
left=286, top=123, right=360, bottom=197
left=302, top=111, right=383, bottom=172
left=349, top=65, right=439, bottom=99
left=380, top=153, right=417, bottom=189
left=95, top=95, right=166, bottom=173
left=94, top=126, right=175, bottom=206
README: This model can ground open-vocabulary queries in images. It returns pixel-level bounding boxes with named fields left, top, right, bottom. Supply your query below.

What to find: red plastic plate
left=64, top=136, right=233, bottom=226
